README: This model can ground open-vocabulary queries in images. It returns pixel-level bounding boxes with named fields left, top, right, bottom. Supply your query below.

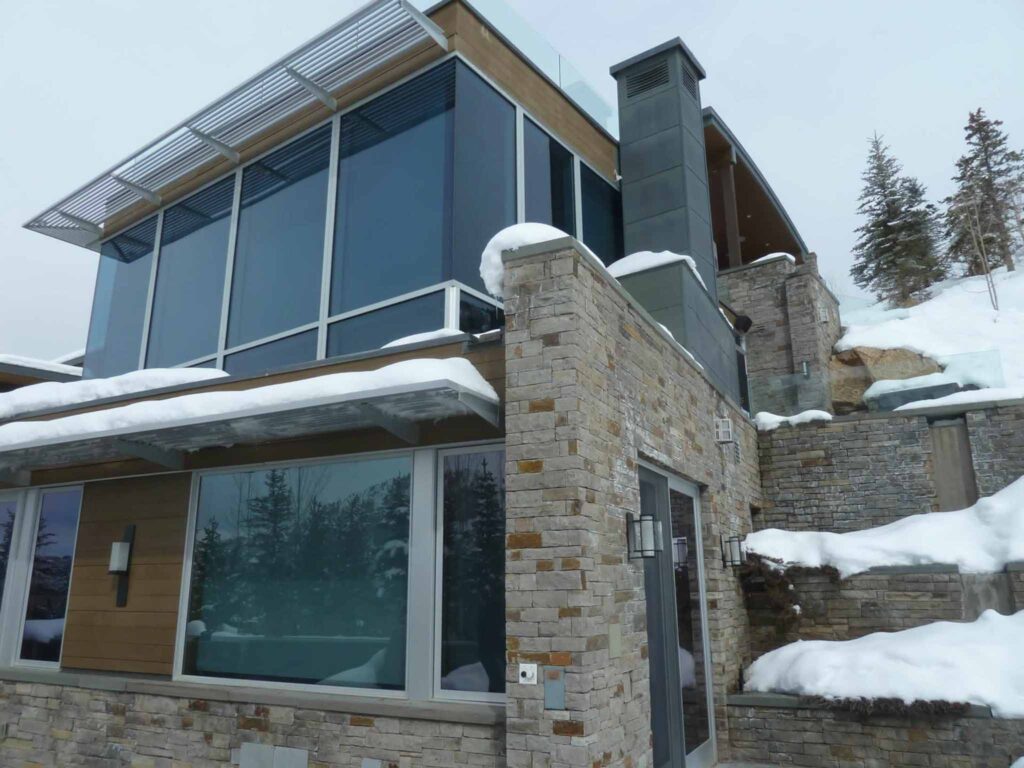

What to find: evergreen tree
left=944, top=109, right=1023, bottom=273
left=851, top=134, right=945, bottom=303
left=246, top=469, right=296, bottom=634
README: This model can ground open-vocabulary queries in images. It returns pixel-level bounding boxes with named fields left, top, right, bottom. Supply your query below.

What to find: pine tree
left=944, top=109, right=1023, bottom=273
left=851, top=134, right=946, bottom=303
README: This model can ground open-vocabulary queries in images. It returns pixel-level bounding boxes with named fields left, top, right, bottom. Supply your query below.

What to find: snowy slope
left=837, top=265, right=1024, bottom=392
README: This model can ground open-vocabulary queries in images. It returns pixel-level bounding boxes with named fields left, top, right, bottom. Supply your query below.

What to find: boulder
left=828, top=347, right=943, bottom=414
left=852, top=347, right=942, bottom=382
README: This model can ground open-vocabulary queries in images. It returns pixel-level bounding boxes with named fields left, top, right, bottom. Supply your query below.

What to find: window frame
left=88, top=51, right=618, bottom=377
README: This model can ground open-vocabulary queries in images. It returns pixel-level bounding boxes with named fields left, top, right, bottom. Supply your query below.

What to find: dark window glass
left=450, top=63, right=516, bottom=291
left=223, top=330, right=317, bottom=377
left=0, top=498, right=16, bottom=614
left=524, top=118, right=575, bottom=234
left=332, top=63, right=454, bottom=314
left=327, top=292, right=445, bottom=358
left=184, top=457, right=411, bottom=689
left=190, top=359, right=218, bottom=369
left=440, top=449, right=506, bottom=693
left=147, top=177, right=234, bottom=367
left=21, top=488, right=82, bottom=663
left=581, top=164, right=624, bottom=267
left=83, top=218, right=157, bottom=378
left=459, top=294, right=503, bottom=335
left=228, top=126, right=331, bottom=347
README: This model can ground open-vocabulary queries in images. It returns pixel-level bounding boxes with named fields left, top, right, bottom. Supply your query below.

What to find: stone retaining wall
left=967, top=403, right=1024, bottom=497
left=728, top=696, right=1024, bottom=768
left=0, top=677, right=504, bottom=767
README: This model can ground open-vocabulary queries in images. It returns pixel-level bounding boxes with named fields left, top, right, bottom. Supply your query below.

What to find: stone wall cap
left=865, top=563, right=959, bottom=575
left=1006, top=561, right=1024, bottom=572
left=727, top=692, right=993, bottom=719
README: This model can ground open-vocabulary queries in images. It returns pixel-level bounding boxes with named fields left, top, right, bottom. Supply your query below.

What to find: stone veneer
left=501, top=238, right=761, bottom=766
left=728, top=696, right=1024, bottom=768
left=966, top=402, right=1024, bottom=496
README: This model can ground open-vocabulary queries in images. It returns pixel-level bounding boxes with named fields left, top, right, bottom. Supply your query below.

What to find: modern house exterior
left=0, top=2, right=869, bottom=767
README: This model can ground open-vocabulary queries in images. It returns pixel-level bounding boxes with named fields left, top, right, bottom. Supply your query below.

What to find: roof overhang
left=23, top=0, right=447, bottom=251
left=0, top=379, right=497, bottom=484
left=0, top=358, right=81, bottom=389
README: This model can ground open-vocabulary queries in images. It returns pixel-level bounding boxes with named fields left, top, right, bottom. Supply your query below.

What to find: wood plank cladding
left=62, top=473, right=192, bottom=675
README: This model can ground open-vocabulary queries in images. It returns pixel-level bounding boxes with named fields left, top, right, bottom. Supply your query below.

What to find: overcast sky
left=1, top=0, right=1021, bottom=359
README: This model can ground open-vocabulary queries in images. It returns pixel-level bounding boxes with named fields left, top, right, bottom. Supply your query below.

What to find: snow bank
left=745, top=609, right=1024, bottom=718
left=753, top=410, right=833, bottom=432
left=0, top=354, right=81, bottom=377
left=607, top=251, right=708, bottom=291
left=0, top=358, right=498, bottom=450
left=480, top=223, right=572, bottom=298
left=0, top=368, right=228, bottom=422
left=381, top=328, right=464, bottom=349
left=837, top=265, right=1024, bottom=392
left=745, top=476, right=1024, bottom=578
left=895, top=386, right=1024, bottom=412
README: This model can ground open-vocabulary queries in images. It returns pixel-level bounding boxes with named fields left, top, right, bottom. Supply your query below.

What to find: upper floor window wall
left=82, top=56, right=621, bottom=380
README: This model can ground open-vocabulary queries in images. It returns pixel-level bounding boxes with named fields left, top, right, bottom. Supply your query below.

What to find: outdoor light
left=672, top=536, right=688, bottom=566
left=627, top=512, right=662, bottom=559
left=720, top=534, right=745, bottom=568
left=108, top=541, right=131, bottom=574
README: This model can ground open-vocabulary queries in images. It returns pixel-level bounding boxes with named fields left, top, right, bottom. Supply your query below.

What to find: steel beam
left=284, top=67, right=338, bottom=111
left=357, top=403, right=420, bottom=444
left=188, top=128, right=240, bottom=164
left=112, top=439, right=185, bottom=470
left=111, top=174, right=162, bottom=206
left=57, top=210, right=102, bottom=236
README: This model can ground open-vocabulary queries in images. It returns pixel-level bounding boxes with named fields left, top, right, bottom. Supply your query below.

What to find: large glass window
left=228, top=125, right=331, bottom=348
left=581, top=164, right=624, bottom=267
left=20, top=488, right=82, bottom=664
left=184, top=456, right=412, bottom=690
left=439, top=449, right=506, bottom=694
left=147, top=177, right=234, bottom=367
left=84, top=218, right=157, bottom=378
left=223, top=330, right=318, bottom=378
left=524, top=118, right=575, bottom=234
left=327, top=292, right=445, bottom=358
left=459, top=294, right=504, bottom=336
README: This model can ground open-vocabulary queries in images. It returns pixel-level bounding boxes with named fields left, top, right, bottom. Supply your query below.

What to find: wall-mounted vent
left=626, top=60, right=670, bottom=98
left=715, top=417, right=735, bottom=443
left=681, top=64, right=698, bottom=100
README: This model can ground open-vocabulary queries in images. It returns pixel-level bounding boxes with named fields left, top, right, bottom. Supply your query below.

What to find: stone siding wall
left=502, top=240, right=762, bottom=766
left=967, top=403, right=1024, bottom=496
left=728, top=700, right=1024, bottom=767
left=0, top=679, right=504, bottom=767
left=757, top=413, right=937, bottom=533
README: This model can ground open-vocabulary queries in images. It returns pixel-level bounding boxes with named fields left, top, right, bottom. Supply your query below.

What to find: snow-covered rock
left=745, top=475, right=1024, bottom=578
left=480, top=223, right=572, bottom=298
left=745, top=609, right=1024, bottom=718
left=753, top=410, right=833, bottom=432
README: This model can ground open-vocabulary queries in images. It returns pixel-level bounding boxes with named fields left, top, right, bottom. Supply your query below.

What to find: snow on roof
left=745, top=608, right=1024, bottom=718
left=381, top=328, right=464, bottom=349
left=745, top=475, right=1024, bottom=578
left=837, top=264, right=1024, bottom=396
left=0, top=354, right=82, bottom=379
left=749, top=252, right=796, bottom=265
left=753, top=410, right=832, bottom=432
left=0, top=368, right=228, bottom=423
left=51, top=348, right=86, bottom=365
left=480, top=223, right=576, bottom=298
left=0, top=358, right=497, bottom=453
left=607, top=251, right=708, bottom=291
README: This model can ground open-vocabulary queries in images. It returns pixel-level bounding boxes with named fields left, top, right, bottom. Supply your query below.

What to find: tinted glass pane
left=524, top=118, right=575, bottom=234
left=581, top=164, right=624, bottom=266
left=184, top=457, right=411, bottom=689
left=459, top=294, right=503, bottom=335
left=21, top=488, right=82, bottom=663
left=0, top=498, right=16, bottom=613
left=223, top=330, right=317, bottom=377
left=147, top=177, right=234, bottom=367
left=228, top=126, right=331, bottom=347
left=327, top=293, right=445, bottom=358
left=440, top=450, right=506, bottom=693
left=332, top=63, right=454, bottom=314
left=84, top=218, right=156, bottom=378
left=451, top=62, right=516, bottom=292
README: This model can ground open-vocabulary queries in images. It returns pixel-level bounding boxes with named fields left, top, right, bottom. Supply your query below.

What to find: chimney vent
left=625, top=60, right=670, bottom=99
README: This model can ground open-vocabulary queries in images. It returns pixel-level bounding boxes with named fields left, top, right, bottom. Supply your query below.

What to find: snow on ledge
left=753, top=410, right=832, bottom=432
left=749, top=252, right=797, bottom=266
left=381, top=328, right=464, bottom=349
left=0, top=358, right=498, bottom=452
left=744, top=476, right=1024, bottom=578
left=894, top=386, right=1024, bottom=412
left=607, top=251, right=707, bottom=291
left=0, top=354, right=82, bottom=378
left=745, top=609, right=1024, bottom=718
left=0, top=368, right=228, bottom=422
left=480, top=223, right=575, bottom=298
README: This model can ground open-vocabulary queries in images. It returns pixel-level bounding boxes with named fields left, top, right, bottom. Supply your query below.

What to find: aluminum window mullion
left=444, top=285, right=460, bottom=331
left=318, top=114, right=342, bottom=360
left=216, top=168, right=245, bottom=370
left=515, top=106, right=525, bottom=224
left=406, top=448, right=437, bottom=701
left=137, top=210, right=164, bottom=370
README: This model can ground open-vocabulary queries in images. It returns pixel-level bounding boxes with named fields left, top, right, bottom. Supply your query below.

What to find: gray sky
left=1, top=0, right=1021, bottom=359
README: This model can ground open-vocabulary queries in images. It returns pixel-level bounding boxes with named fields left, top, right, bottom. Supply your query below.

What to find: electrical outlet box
left=518, top=663, right=538, bottom=685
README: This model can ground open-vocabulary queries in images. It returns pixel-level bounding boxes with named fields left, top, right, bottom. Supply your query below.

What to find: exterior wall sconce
left=627, top=512, right=662, bottom=559
left=108, top=525, right=135, bottom=607
left=720, top=533, right=746, bottom=568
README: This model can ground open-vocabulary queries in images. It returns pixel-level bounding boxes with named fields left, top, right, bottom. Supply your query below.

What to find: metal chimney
left=610, top=39, right=716, bottom=298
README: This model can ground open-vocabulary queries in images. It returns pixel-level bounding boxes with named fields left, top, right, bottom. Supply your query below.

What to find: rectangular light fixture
left=108, top=541, right=131, bottom=574
left=627, top=512, right=662, bottom=559
left=720, top=533, right=745, bottom=568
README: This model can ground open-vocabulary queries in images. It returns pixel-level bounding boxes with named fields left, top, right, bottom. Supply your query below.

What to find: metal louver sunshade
left=23, top=0, right=447, bottom=250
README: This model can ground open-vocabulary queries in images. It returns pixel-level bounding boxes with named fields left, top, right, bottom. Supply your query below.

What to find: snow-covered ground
left=838, top=265, right=1024, bottom=396
left=745, top=475, right=1024, bottom=578
left=753, top=410, right=833, bottom=432
left=745, top=609, right=1024, bottom=718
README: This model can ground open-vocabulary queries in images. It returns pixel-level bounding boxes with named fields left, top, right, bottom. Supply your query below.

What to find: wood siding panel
left=62, top=474, right=192, bottom=675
